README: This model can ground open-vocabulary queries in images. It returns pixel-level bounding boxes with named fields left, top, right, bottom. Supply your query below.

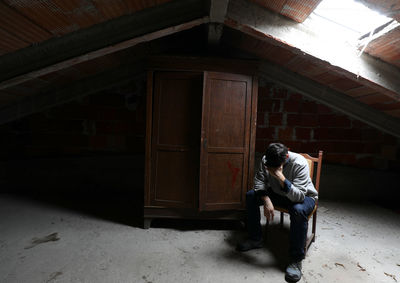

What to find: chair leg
left=280, top=211, right=284, bottom=227
left=312, top=212, right=317, bottom=242
left=305, top=212, right=317, bottom=255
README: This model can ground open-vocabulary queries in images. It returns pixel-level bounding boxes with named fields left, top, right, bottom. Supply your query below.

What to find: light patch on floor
left=0, top=195, right=399, bottom=283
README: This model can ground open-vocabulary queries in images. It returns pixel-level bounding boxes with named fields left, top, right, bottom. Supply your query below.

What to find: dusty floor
left=0, top=194, right=399, bottom=283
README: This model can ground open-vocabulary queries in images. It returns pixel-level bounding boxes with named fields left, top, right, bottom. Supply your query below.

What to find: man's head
left=263, top=143, right=288, bottom=168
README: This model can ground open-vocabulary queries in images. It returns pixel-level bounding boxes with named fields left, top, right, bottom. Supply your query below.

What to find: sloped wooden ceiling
left=362, top=26, right=400, bottom=69
left=247, top=0, right=322, bottom=22
left=0, top=0, right=173, bottom=55
left=0, top=0, right=399, bottom=137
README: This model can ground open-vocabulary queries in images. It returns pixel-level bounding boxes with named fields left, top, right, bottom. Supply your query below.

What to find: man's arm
left=261, top=195, right=274, bottom=222
left=268, top=164, right=309, bottom=203
left=254, top=158, right=268, bottom=192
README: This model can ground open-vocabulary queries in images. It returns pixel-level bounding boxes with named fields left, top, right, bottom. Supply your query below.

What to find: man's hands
left=266, top=165, right=286, bottom=187
left=261, top=196, right=274, bottom=222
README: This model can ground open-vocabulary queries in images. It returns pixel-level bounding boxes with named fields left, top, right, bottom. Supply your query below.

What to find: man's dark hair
left=264, top=143, right=288, bottom=168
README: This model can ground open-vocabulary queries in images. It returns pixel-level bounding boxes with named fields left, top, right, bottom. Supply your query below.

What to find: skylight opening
left=313, top=0, right=393, bottom=38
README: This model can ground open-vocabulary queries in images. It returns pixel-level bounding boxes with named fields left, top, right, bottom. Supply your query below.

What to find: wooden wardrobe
left=144, top=58, right=258, bottom=228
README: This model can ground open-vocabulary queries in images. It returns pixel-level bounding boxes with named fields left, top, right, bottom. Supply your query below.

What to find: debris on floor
left=24, top=232, right=60, bottom=249
left=357, top=263, right=366, bottom=271
left=335, top=263, right=345, bottom=269
left=384, top=272, right=397, bottom=282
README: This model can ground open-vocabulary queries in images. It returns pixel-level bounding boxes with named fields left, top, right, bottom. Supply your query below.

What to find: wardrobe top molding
left=146, top=56, right=260, bottom=75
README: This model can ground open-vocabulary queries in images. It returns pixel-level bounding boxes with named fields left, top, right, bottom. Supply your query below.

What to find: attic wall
left=256, top=78, right=400, bottom=171
left=0, top=74, right=147, bottom=197
left=256, top=78, right=400, bottom=206
left=0, top=73, right=399, bottom=206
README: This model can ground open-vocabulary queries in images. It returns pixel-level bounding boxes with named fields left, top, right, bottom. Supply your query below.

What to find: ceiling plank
left=259, top=61, right=400, bottom=138
left=0, top=0, right=208, bottom=88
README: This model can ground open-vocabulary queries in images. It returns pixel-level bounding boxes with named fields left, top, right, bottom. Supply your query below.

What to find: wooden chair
left=271, top=150, right=323, bottom=255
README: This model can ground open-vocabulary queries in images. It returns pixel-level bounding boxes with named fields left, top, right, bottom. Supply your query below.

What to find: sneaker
left=285, top=261, right=302, bottom=282
left=236, top=238, right=263, bottom=252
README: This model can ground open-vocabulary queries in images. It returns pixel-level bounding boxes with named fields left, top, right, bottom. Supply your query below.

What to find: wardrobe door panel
left=199, top=72, right=253, bottom=211
left=150, top=72, right=202, bottom=208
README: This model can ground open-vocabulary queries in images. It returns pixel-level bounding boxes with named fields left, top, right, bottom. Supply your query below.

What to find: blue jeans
left=246, top=189, right=315, bottom=261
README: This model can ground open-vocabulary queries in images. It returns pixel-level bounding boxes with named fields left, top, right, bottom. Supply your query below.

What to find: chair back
left=299, top=151, right=323, bottom=193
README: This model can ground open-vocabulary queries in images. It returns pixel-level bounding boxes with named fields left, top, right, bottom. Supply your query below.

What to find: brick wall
left=256, top=79, right=400, bottom=170
left=0, top=76, right=147, bottom=159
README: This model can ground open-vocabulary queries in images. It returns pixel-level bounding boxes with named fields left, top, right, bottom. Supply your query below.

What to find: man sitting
left=237, top=143, right=318, bottom=282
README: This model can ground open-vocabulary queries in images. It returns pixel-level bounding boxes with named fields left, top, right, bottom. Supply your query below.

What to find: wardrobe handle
left=203, top=138, right=207, bottom=150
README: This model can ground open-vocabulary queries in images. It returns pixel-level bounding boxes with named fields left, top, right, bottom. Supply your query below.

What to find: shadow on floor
left=150, top=217, right=244, bottom=231
left=223, top=222, right=291, bottom=272
left=4, top=190, right=145, bottom=228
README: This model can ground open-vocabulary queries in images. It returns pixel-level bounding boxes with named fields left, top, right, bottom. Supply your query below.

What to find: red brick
left=272, top=88, right=288, bottom=99
left=258, top=98, right=281, bottom=112
left=383, top=133, right=398, bottom=145
left=89, top=135, right=107, bottom=149
left=257, top=99, right=268, bottom=112
left=361, top=129, right=383, bottom=141
left=325, top=153, right=357, bottom=166
left=318, top=115, right=351, bottom=128
left=256, top=127, right=276, bottom=139
left=317, top=104, right=333, bottom=114
left=301, top=101, right=318, bottom=113
left=257, top=112, right=266, bottom=126
left=268, top=113, right=283, bottom=126
left=287, top=114, right=319, bottom=127
left=352, top=120, right=369, bottom=129
left=333, top=142, right=364, bottom=153
left=255, top=139, right=266, bottom=152
left=278, top=127, right=294, bottom=140
left=363, top=142, right=382, bottom=154
left=295, top=128, right=312, bottom=140
left=289, top=92, right=303, bottom=100
left=283, top=141, right=303, bottom=152
left=314, top=128, right=361, bottom=140
left=258, top=86, right=270, bottom=97
left=299, top=141, right=334, bottom=155
left=283, top=100, right=302, bottom=113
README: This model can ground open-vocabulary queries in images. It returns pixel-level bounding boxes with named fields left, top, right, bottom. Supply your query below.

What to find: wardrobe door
left=199, top=72, right=254, bottom=211
left=150, top=72, right=202, bottom=208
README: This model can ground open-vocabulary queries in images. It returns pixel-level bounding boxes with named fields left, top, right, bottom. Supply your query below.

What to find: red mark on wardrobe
left=227, top=161, right=240, bottom=188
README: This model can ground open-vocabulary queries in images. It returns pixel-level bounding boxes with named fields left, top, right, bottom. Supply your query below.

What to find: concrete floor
left=1, top=194, right=399, bottom=283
